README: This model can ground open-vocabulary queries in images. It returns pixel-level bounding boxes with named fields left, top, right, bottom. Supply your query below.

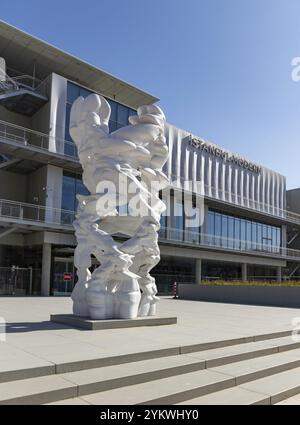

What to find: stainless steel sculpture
left=69, top=94, right=169, bottom=319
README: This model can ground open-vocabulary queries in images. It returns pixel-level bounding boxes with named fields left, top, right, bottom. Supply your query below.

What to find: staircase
left=1, top=330, right=300, bottom=405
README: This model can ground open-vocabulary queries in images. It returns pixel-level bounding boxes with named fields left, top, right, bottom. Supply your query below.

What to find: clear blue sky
left=1, top=0, right=300, bottom=188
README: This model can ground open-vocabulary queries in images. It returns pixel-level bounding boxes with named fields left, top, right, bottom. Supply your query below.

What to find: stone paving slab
left=0, top=297, right=298, bottom=379
left=176, top=386, right=270, bottom=405
left=80, top=369, right=235, bottom=405
left=212, top=351, right=300, bottom=385
left=0, top=374, right=77, bottom=405
left=276, top=393, right=300, bottom=405
left=61, top=354, right=206, bottom=396
left=241, top=367, right=300, bottom=404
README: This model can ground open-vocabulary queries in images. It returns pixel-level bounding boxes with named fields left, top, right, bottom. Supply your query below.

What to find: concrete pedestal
left=50, top=314, right=177, bottom=330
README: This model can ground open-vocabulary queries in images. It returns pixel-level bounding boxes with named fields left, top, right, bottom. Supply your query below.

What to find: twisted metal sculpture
left=69, top=94, right=169, bottom=319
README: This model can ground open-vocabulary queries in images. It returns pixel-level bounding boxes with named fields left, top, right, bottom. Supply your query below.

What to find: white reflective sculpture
left=69, top=94, right=169, bottom=319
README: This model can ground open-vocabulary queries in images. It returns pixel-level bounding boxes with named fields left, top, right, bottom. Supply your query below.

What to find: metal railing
left=1, top=117, right=300, bottom=226
left=0, top=119, right=78, bottom=159
left=159, top=226, right=300, bottom=260
left=0, top=266, right=41, bottom=296
left=0, top=199, right=74, bottom=228
left=0, top=197, right=299, bottom=259
left=0, top=71, right=50, bottom=99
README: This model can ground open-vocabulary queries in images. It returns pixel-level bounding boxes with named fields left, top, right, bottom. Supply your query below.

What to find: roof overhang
left=0, top=20, right=159, bottom=109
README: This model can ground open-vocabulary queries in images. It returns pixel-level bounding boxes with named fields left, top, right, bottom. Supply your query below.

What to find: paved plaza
left=0, top=296, right=299, bottom=373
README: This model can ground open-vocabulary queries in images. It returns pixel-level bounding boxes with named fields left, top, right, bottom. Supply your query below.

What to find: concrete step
left=47, top=351, right=300, bottom=405
left=50, top=367, right=300, bottom=406
left=0, top=355, right=219, bottom=405
left=186, top=338, right=292, bottom=368
left=240, top=367, right=300, bottom=404
left=52, top=369, right=236, bottom=406
left=0, top=329, right=295, bottom=383
left=0, top=375, right=77, bottom=405
left=211, top=349, right=300, bottom=385
left=276, top=393, right=300, bottom=405
left=177, top=386, right=271, bottom=405
left=60, top=355, right=207, bottom=397
left=2, top=333, right=300, bottom=405
left=177, top=367, right=300, bottom=405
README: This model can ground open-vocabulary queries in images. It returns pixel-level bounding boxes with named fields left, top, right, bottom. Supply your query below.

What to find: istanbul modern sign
left=189, top=135, right=262, bottom=174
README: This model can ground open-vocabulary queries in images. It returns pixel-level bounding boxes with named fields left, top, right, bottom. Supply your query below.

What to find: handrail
left=1, top=118, right=300, bottom=226
left=0, top=119, right=78, bottom=159
left=0, top=198, right=74, bottom=227
left=0, top=197, right=299, bottom=259
left=159, top=226, right=300, bottom=260
left=0, top=72, right=49, bottom=97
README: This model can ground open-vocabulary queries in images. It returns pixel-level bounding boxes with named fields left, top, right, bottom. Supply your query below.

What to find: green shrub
left=200, top=280, right=300, bottom=287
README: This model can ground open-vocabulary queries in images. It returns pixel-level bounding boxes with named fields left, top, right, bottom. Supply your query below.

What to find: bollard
left=173, top=281, right=178, bottom=299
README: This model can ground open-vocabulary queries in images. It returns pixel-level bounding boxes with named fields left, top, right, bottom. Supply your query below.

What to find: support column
left=201, top=204, right=209, bottom=245
left=242, top=263, right=248, bottom=282
left=276, top=266, right=282, bottom=283
left=195, top=259, right=202, bottom=284
left=41, top=243, right=51, bottom=296
left=281, top=225, right=287, bottom=249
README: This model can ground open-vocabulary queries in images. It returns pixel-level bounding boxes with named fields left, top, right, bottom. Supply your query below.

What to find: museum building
left=0, top=20, right=300, bottom=296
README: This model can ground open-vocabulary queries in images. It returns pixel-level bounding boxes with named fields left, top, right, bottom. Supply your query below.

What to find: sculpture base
left=50, top=314, right=177, bottom=330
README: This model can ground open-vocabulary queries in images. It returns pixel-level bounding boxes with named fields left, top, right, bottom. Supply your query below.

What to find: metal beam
left=288, top=231, right=300, bottom=246
left=289, top=264, right=300, bottom=278
left=0, top=226, right=16, bottom=239
left=0, top=158, right=21, bottom=170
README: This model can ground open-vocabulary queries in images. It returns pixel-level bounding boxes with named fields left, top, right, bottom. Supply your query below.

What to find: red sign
left=63, top=272, right=72, bottom=282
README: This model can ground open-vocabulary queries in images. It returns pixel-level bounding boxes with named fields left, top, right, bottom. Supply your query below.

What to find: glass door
left=52, top=257, right=75, bottom=296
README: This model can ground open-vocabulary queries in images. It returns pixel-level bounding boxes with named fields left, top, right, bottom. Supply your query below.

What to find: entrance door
left=52, top=257, right=75, bottom=296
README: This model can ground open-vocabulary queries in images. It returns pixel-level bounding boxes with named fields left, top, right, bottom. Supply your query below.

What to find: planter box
left=179, top=284, right=300, bottom=309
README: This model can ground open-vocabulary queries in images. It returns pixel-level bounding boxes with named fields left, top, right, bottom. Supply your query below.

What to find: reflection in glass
left=246, top=221, right=252, bottom=250
left=252, top=222, right=257, bottom=250
left=174, top=199, right=184, bottom=241
left=234, top=219, right=241, bottom=250
left=221, top=215, right=228, bottom=248
left=65, top=82, right=136, bottom=156
left=207, top=209, right=281, bottom=254
left=228, top=217, right=234, bottom=249
left=208, top=212, right=215, bottom=245
left=241, top=219, right=246, bottom=250
left=215, top=213, right=221, bottom=246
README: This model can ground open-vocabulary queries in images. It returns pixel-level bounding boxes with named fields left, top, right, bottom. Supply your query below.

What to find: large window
left=207, top=209, right=281, bottom=254
left=65, top=82, right=136, bottom=156
left=61, top=172, right=89, bottom=224
left=174, top=197, right=184, bottom=241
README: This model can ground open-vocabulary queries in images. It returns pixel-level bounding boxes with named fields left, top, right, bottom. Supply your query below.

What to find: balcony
left=159, top=226, right=300, bottom=262
left=0, top=74, right=49, bottom=116
left=0, top=199, right=74, bottom=231
left=1, top=118, right=300, bottom=228
left=0, top=120, right=81, bottom=172
left=0, top=198, right=299, bottom=261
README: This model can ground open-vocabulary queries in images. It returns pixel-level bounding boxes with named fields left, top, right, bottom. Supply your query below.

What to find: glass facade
left=61, top=171, right=89, bottom=224
left=159, top=197, right=282, bottom=255
left=65, top=81, right=136, bottom=156
left=202, top=261, right=241, bottom=281
left=207, top=209, right=281, bottom=253
left=151, top=256, right=195, bottom=294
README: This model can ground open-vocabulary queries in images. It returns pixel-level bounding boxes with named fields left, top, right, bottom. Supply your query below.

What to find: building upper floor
left=1, top=20, right=300, bottom=244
